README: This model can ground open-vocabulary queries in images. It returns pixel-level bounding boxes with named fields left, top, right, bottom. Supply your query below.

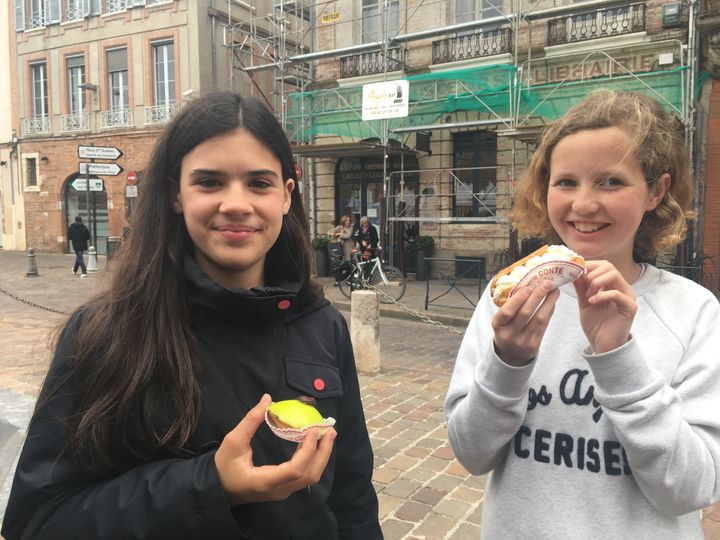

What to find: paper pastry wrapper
left=265, top=409, right=336, bottom=443
left=509, top=260, right=585, bottom=299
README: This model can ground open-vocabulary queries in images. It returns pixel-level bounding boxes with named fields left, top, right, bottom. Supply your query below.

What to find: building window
left=106, top=0, right=130, bottom=13
left=67, top=0, right=84, bottom=20
left=455, top=0, right=503, bottom=23
left=25, top=0, right=60, bottom=28
left=64, top=55, right=87, bottom=130
left=362, top=0, right=399, bottom=43
left=31, top=62, right=48, bottom=118
left=107, top=47, right=129, bottom=112
left=453, top=132, right=497, bottom=218
left=25, top=157, right=38, bottom=187
left=152, top=41, right=175, bottom=106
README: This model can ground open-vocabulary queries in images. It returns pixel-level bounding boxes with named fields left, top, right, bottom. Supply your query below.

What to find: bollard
left=350, top=290, right=380, bottom=374
left=86, top=246, right=98, bottom=273
left=25, top=248, right=39, bottom=277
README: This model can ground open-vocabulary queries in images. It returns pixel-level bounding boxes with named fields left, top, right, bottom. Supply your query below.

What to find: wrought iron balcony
left=144, top=103, right=178, bottom=124
left=547, top=2, right=646, bottom=46
left=22, top=115, right=52, bottom=135
left=106, top=0, right=130, bottom=13
left=339, top=46, right=404, bottom=78
left=99, top=108, right=133, bottom=129
left=432, top=27, right=513, bottom=65
left=60, top=113, right=89, bottom=131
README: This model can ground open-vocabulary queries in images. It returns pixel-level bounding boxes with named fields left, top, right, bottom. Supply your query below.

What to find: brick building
left=2, top=0, right=296, bottom=254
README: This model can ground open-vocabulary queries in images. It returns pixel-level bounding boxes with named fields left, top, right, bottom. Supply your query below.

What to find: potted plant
left=413, top=235, right=434, bottom=281
left=311, top=236, right=330, bottom=277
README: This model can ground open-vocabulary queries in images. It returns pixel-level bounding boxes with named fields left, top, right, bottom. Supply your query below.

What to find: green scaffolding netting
left=285, top=64, right=689, bottom=143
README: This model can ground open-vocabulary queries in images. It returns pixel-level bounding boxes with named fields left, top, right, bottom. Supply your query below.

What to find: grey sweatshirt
left=445, top=264, right=720, bottom=539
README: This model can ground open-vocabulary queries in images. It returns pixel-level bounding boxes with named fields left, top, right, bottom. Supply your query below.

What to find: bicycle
left=335, top=249, right=406, bottom=303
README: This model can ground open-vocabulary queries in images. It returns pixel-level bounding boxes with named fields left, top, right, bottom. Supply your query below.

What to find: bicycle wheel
left=370, top=265, right=406, bottom=303
left=337, top=272, right=362, bottom=299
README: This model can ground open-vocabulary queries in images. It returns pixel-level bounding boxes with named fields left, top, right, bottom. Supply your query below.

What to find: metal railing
left=106, top=0, right=130, bottom=13
left=60, top=113, right=89, bottom=131
left=548, top=2, right=646, bottom=46
left=22, top=115, right=52, bottom=135
left=432, top=27, right=513, bottom=64
left=144, top=103, right=178, bottom=124
left=339, top=46, right=404, bottom=78
left=99, top=108, right=133, bottom=129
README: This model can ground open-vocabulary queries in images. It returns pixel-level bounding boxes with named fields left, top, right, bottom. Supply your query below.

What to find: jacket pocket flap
left=285, top=357, right=343, bottom=399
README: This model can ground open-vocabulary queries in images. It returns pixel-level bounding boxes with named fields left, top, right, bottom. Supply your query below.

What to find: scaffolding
left=222, top=0, right=699, bottom=272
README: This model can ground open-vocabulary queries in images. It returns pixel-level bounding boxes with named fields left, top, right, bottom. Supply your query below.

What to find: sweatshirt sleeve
left=444, top=288, right=535, bottom=476
left=585, top=291, right=720, bottom=515
left=328, top=318, right=383, bottom=540
left=1, top=318, right=242, bottom=540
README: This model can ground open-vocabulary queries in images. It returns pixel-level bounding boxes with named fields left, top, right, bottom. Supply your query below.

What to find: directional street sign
left=79, top=162, right=123, bottom=176
left=78, top=145, right=123, bottom=160
left=71, top=178, right=104, bottom=192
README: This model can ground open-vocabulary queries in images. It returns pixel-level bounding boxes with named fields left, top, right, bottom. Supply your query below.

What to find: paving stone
left=427, top=474, right=464, bottom=492
left=377, top=492, right=404, bottom=520
left=449, top=522, right=482, bottom=539
left=416, top=437, right=444, bottom=449
left=384, top=454, right=419, bottom=472
left=383, top=477, right=422, bottom=499
left=380, top=519, right=414, bottom=539
left=412, top=512, right=455, bottom=539
left=411, top=486, right=447, bottom=506
left=394, top=500, right=432, bottom=522
left=466, top=501, right=484, bottom=525
left=444, top=459, right=470, bottom=477
left=404, top=466, right=436, bottom=483
left=434, top=498, right=471, bottom=520
left=405, top=446, right=432, bottom=459
left=449, top=485, right=483, bottom=503
left=432, top=445, right=455, bottom=460
left=373, top=466, right=402, bottom=485
left=418, top=456, right=450, bottom=473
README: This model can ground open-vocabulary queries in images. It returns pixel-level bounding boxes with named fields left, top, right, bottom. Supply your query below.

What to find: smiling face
left=546, top=126, right=667, bottom=280
left=174, top=128, right=294, bottom=289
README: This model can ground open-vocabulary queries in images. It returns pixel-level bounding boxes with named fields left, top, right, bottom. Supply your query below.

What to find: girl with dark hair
left=2, top=91, right=382, bottom=540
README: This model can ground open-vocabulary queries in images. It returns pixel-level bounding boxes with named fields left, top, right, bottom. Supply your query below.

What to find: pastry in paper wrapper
left=491, top=245, right=586, bottom=307
left=265, top=398, right=336, bottom=443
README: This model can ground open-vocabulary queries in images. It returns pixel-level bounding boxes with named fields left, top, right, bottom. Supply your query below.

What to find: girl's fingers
left=222, top=394, right=272, bottom=454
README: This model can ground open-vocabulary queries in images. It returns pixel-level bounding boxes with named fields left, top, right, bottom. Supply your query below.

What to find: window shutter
left=15, top=0, right=25, bottom=31
left=84, top=0, right=101, bottom=16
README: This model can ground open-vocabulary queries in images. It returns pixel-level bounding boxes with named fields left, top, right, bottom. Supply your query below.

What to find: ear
left=171, top=183, right=183, bottom=214
left=283, top=179, right=295, bottom=215
left=646, top=173, right=670, bottom=211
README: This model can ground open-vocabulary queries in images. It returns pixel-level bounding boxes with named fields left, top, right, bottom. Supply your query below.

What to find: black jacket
left=68, top=222, right=90, bottom=251
left=2, top=259, right=383, bottom=540
left=353, top=226, right=378, bottom=254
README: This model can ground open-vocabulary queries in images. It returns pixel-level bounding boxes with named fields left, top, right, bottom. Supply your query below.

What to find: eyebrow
left=188, top=168, right=280, bottom=179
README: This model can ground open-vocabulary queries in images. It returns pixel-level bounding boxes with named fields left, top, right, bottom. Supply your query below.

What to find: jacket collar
left=183, top=255, right=304, bottom=324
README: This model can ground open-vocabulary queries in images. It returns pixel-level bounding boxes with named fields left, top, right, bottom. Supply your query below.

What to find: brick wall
left=20, top=132, right=159, bottom=254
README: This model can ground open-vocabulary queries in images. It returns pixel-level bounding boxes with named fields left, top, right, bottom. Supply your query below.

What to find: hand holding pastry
left=572, top=260, right=637, bottom=354
left=214, top=394, right=336, bottom=506
left=492, top=280, right=560, bottom=367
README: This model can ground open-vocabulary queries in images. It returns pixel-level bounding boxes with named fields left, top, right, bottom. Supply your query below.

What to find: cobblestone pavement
left=1, top=249, right=719, bottom=539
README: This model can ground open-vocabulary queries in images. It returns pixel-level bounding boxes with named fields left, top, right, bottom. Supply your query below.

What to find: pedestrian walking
left=2, top=91, right=382, bottom=540
left=67, top=215, right=90, bottom=277
left=445, top=90, right=720, bottom=538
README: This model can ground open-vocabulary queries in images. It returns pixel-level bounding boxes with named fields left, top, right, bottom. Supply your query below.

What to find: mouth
left=215, top=224, right=258, bottom=240
left=569, top=221, right=608, bottom=233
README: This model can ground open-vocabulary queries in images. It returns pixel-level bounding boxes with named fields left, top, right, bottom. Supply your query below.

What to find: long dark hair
left=60, top=91, right=317, bottom=471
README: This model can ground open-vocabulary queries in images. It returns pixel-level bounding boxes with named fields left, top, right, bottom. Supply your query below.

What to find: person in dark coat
left=2, top=92, right=382, bottom=540
left=353, top=216, right=378, bottom=258
left=67, top=215, right=90, bottom=276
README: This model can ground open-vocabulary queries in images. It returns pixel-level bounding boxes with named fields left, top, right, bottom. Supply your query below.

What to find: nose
left=571, top=184, right=599, bottom=214
left=218, top=182, right=252, bottom=215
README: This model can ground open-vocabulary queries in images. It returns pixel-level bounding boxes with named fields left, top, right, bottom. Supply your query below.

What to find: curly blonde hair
left=512, top=90, right=694, bottom=260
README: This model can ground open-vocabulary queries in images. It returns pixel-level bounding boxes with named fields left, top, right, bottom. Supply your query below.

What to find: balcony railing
left=144, top=103, right=178, bottom=124
left=339, top=46, right=404, bottom=78
left=548, top=2, right=646, bottom=46
left=432, top=27, right=513, bottom=65
left=60, top=113, right=89, bottom=131
left=99, top=108, right=133, bottom=129
left=106, top=0, right=130, bottom=13
left=22, top=115, right=52, bottom=135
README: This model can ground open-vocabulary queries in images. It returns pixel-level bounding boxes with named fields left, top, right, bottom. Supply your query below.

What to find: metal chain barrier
left=364, top=281, right=466, bottom=335
left=0, top=285, right=70, bottom=315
